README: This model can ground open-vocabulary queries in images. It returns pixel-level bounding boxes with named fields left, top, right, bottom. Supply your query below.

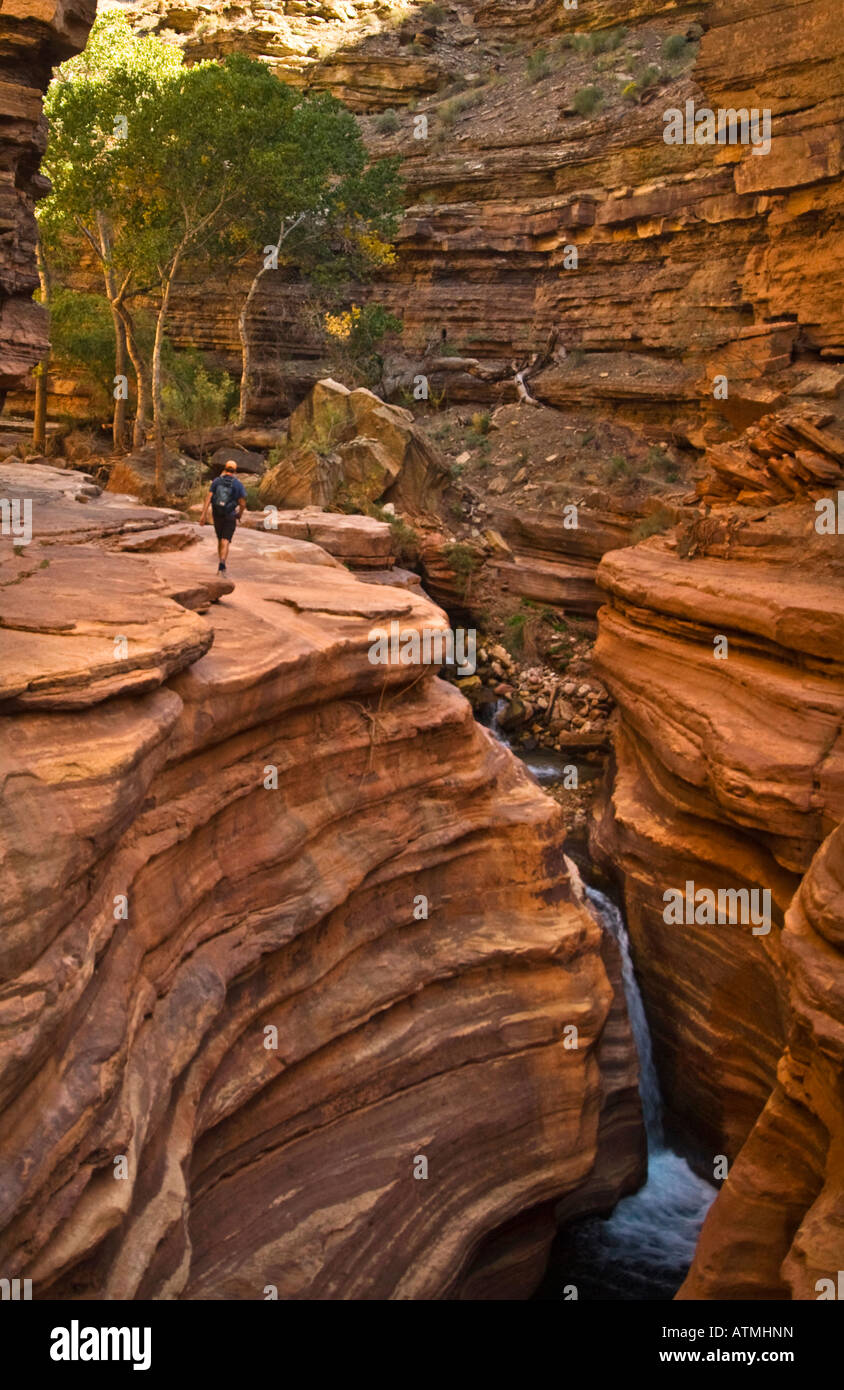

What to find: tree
left=109, top=53, right=402, bottom=481
left=41, top=21, right=402, bottom=493
left=40, top=12, right=182, bottom=451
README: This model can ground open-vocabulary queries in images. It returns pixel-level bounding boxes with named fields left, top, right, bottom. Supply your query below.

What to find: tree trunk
left=113, top=286, right=150, bottom=451
left=152, top=268, right=178, bottom=496
left=237, top=270, right=263, bottom=426
left=119, top=304, right=151, bottom=451
left=32, top=240, right=50, bottom=454
left=33, top=365, right=48, bottom=454
left=96, top=215, right=129, bottom=450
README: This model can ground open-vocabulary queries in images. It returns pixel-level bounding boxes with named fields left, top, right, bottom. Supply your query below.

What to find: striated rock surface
left=106, top=0, right=844, bottom=434
left=258, top=378, right=449, bottom=519
left=0, top=0, right=95, bottom=397
left=591, top=410, right=844, bottom=1295
left=0, top=462, right=644, bottom=1299
left=679, top=820, right=844, bottom=1298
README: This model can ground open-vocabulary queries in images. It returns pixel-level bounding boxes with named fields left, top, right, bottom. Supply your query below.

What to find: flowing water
left=476, top=699, right=716, bottom=1298
left=542, top=888, right=717, bottom=1300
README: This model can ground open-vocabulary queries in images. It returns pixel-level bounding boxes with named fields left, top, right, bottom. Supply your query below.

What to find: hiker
left=200, top=459, right=246, bottom=573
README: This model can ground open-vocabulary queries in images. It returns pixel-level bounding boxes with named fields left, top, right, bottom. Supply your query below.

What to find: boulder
left=260, top=379, right=449, bottom=517
left=208, top=445, right=266, bottom=477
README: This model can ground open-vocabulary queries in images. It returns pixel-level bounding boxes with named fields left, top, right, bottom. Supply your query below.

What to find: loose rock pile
left=465, top=642, right=614, bottom=754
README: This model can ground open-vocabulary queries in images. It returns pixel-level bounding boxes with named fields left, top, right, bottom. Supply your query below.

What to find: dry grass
left=105, top=460, right=146, bottom=498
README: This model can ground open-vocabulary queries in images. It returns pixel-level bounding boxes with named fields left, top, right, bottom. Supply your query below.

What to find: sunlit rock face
left=0, top=464, right=644, bottom=1299
left=0, top=0, right=96, bottom=398
left=91, top=0, right=844, bottom=434
left=591, top=421, right=844, bottom=1297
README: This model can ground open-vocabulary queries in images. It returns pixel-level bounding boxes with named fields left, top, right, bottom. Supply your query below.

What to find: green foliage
left=444, top=541, right=480, bottom=595
left=420, top=2, right=446, bottom=20
left=243, top=482, right=261, bottom=510
left=573, top=85, right=602, bottom=116
left=40, top=13, right=404, bottom=452
left=662, top=33, right=691, bottom=61
left=387, top=514, right=419, bottom=563
left=637, top=63, right=664, bottom=90
left=572, top=28, right=625, bottom=57
left=322, top=301, right=403, bottom=387
left=438, top=88, right=484, bottom=125
left=526, top=49, right=552, bottom=82
left=608, top=454, right=629, bottom=479
left=470, top=410, right=491, bottom=435
left=48, top=288, right=115, bottom=412
left=160, top=348, right=236, bottom=433
left=504, top=610, right=527, bottom=654
left=376, top=108, right=400, bottom=134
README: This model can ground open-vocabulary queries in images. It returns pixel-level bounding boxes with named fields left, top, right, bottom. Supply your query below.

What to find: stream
left=477, top=700, right=717, bottom=1299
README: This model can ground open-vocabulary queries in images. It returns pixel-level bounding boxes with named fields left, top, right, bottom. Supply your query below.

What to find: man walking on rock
left=200, top=459, right=247, bottom=573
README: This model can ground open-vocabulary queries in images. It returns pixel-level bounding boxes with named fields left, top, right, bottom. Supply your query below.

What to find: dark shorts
left=212, top=509, right=237, bottom=541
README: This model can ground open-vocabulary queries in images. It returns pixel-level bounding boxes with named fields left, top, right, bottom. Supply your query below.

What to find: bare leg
left=219, top=538, right=230, bottom=563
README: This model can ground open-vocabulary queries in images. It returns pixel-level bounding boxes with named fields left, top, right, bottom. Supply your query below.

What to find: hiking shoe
left=218, top=562, right=226, bottom=574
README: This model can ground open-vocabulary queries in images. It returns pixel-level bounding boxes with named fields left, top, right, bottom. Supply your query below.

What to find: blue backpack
left=213, top=476, right=238, bottom=515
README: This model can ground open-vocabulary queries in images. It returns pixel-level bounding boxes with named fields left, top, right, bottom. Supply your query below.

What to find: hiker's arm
left=237, top=490, right=246, bottom=519
left=199, top=488, right=214, bottom=524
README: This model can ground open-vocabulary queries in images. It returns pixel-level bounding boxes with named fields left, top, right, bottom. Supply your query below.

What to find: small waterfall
left=587, top=887, right=663, bottom=1146
left=537, top=888, right=717, bottom=1299
left=471, top=699, right=717, bottom=1297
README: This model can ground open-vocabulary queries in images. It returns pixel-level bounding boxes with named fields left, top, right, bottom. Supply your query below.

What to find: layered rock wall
left=97, top=0, right=844, bottom=433
left=0, top=0, right=95, bottom=399
left=591, top=430, right=844, bottom=1295
left=0, top=464, right=643, bottom=1298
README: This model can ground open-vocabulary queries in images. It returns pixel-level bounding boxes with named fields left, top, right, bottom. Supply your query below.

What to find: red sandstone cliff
left=0, top=464, right=643, bottom=1297
left=0, top=0, right=95, bottom=398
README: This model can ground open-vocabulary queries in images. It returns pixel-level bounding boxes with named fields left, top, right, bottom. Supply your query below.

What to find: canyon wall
left=591, top=418, right=844, bottom=1296
left=0, top=463, right=643, bottom=1298
left=0, top=0, right=95, bottom=401
left=72, top=0, right=841, bottom=438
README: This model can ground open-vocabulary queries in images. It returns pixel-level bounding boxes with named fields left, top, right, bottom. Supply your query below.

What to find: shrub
left=504, top=610, right=527, bottom=653
left=420, top=1, right=446, bottom=20
left=662, top=33, right=690, bottom=61
left=687, top=21, right=704, bottom=40
left=106, top=460, right=145, bottom=496
left=527, top=48, right=552, bottom=82
left=573, top=85, right=602, bottom=116
left=638, top=63, right=664, bottom=90
left=388, top=515, right=419, bottom=564
left=622, top=80, right=640, bottom=102
left=471, top=410, right=491, bottom=435
left=444, top=541, right=480, bottom=595
left=608, top=454, right=629, bottom=479
left=376, top=108, right=400, bottom=134
left=631, top=506, right=674, bottom=542
left=439, top=89, right=483, bottom=126
left=244, top=483, right=261, bottom=510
